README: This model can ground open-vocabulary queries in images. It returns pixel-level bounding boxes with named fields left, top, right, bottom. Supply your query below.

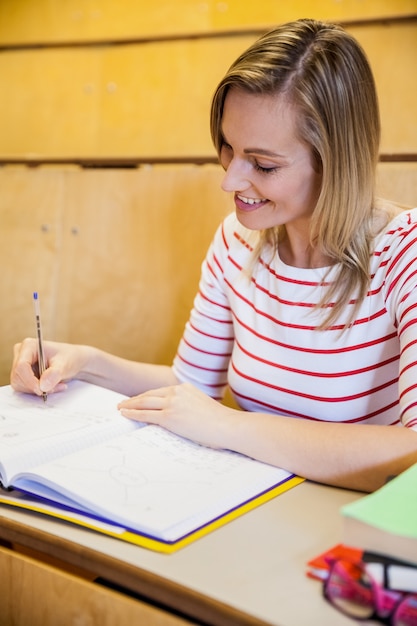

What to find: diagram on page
left=19, top=425, right=280, bottom=533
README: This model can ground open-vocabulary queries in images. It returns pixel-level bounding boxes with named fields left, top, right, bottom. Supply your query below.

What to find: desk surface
left=0, top=480, right=363, bottom=626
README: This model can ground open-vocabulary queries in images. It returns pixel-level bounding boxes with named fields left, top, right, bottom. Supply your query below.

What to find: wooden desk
left=0, top=481, right=363, bottom=626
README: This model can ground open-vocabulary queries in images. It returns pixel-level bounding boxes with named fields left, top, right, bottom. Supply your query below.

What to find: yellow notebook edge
left=0, top=475, right=304, bottom=554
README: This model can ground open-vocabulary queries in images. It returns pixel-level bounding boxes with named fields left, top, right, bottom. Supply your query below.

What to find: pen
left=33, top=292, right=47, bottom=402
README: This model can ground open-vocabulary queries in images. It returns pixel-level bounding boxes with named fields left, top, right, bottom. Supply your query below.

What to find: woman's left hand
left=118, top=383, right=238, bottom=450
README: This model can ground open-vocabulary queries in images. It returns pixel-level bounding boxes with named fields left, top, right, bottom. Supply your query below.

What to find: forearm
left=224, top=412, right=417, bottom=492
left=76, top=346, right=178, bottom=397
left=112, top=382, right=417, bottom=492
left=11, top=338, right=179, bottom=399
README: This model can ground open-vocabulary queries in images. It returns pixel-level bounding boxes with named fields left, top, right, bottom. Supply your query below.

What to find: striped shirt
left=173, top=210, right=417, bottom=430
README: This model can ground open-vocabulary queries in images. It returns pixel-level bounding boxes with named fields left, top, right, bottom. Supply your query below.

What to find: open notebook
left=0, top=381, right=302, bottom=552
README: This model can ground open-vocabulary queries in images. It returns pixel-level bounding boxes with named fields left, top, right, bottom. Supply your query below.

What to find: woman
left=11, top=19, right=417, bottom=492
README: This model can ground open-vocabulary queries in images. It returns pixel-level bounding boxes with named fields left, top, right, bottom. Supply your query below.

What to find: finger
left=118, top=387, right=172, bottom=410
left=11, top=339, right=42, bottom=394
left=39, top=366, right=66, bottom=394
left=118, top=391, right=168, bottom=411
left=11, top=340, right=65, bottom=396
left=12, top=338, right=38, bottom=363
left=42, top=381, right=68, bottom=395
left=10, top=367, right=40, bottom=395
left=119, top=407, right=166, bottom=425
left=12, top=339, right=37, bottom=377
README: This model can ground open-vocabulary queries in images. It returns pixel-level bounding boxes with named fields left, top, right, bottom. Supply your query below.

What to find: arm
left=230, top=409, right=417, bottom=493
left=11, top=218, right=232, bottom=401
left=11, top=338, right=178, bottom=398
left=118, top=382, right=417, bottom=493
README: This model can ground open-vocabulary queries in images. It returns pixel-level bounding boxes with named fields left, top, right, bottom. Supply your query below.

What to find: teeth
left=237, top=195, right=267, bottom=205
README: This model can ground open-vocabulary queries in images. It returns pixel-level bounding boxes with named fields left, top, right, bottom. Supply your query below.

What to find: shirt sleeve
left=383, top=211, right=417, bottom=430
left=172, top=216, right=235, bottom=400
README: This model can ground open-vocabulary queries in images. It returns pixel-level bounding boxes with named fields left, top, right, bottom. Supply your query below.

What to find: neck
left=278, top=232, right=333, bottom=269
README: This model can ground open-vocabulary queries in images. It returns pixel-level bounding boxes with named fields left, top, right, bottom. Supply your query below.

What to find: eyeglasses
left=323, top=558, right=417, bottom=625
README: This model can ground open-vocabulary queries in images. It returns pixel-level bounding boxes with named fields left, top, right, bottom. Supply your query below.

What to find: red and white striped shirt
left=173, top=210, right=417, bottom=430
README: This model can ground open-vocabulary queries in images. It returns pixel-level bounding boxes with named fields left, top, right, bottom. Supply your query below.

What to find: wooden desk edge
left=0, top=514, right=271, bottom=626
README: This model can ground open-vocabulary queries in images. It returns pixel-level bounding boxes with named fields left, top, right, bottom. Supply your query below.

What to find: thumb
left=39, top=366, right=67, bottom=394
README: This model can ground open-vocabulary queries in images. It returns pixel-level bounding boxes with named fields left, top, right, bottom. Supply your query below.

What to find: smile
left=237, top=195, right=267, bottom=205
left=235, top=194, right=268, bottom=212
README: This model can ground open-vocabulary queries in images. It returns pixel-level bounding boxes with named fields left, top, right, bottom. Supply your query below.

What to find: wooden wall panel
left=350, top=22, right=417, bottom=153
left=0, top=167, right=66, bottom=384
left=0, top=0, right=415, bottom=44
left=210, top=0, right=417, bottom=30
left=0, top=38, right=242, bottom=158
left=0, top=0, right=211, bottom=44
left=95, top=38, right=235, bottom=157
left=376, top=162, right=417, bottom=207
left=0, top=23, right=415, bottom=159
left=55, top=166, right=232, bottom=362
left=0, top=48, right=101, bottom=157
left=0, top=165, right=232, bottom=385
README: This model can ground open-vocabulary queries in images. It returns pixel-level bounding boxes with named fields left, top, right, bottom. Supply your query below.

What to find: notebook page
left=14, top=425, right=292, bottom=540
left=0, top=382, right=141, bottom=485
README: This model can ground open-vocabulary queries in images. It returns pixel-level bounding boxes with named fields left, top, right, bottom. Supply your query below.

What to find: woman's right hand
left=10, top=338, right=91, bottom=397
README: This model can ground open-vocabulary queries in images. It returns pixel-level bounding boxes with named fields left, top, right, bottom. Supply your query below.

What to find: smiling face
left=220, top=88, right=322, bottom=241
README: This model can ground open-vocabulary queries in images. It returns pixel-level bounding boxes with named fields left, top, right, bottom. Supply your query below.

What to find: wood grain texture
left=0, top=545, right=195, bottom=626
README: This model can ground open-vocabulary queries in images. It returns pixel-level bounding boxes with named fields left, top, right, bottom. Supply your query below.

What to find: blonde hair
left=210, top=18, right=382, bottom=328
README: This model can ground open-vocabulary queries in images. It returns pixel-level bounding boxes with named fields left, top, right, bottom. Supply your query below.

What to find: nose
left=221, top=157, right=252, bottom=193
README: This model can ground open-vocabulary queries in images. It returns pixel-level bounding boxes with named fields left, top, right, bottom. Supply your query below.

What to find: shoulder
left=373, top=207, right=417, bottom=254
left=213, top=212, right=260, bottom=254
left=388, top=207, right=417, bottom=230
left=371, top=208, right=417, bottom=301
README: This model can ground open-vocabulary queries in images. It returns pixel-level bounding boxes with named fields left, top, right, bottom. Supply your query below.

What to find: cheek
left=289, top=170, right=321, bottom=205
left=264, top=176, right=295, bottom=202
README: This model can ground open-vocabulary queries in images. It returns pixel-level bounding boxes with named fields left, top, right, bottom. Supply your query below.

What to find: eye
left=220, top=142, right=233, bottom=169
left=254, top=162, right=279, bottom=174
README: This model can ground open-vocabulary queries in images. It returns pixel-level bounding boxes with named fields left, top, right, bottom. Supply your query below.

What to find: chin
left=235, top=209, right=279, bottom=232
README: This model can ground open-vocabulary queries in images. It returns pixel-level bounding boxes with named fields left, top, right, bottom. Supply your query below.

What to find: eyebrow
left=243, top=148, right=286, bottom=158
left=220, top=131, right=286, bottom=159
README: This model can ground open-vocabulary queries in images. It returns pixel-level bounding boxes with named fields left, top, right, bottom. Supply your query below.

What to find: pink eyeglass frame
left=323, top=557, right=417, bottom=625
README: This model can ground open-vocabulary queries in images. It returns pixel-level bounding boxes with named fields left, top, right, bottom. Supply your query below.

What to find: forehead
left=221, top=88, right=300, bottom=148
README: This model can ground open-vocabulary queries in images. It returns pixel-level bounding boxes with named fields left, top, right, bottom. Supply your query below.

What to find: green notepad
left=343, top=463, right=417, bottom=538
left=341, top=462, right=417, bottom=564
